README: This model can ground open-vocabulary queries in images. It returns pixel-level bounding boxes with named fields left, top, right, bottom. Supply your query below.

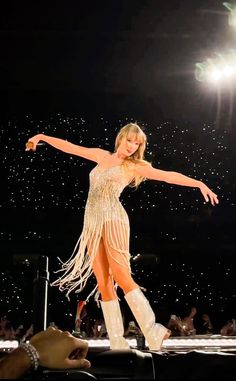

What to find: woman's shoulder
left=96, top=149, right=111, bottom=163
left=132, top=159, right=152, bottom=171
left=123, top=159, right=150, bottom=171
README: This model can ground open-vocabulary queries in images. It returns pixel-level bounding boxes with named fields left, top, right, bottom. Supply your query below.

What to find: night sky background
left=0, top=0, right=236, bottom=333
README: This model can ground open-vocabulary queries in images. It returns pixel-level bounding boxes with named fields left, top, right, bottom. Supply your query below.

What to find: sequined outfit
left=52, top=163, right=132, bottom=299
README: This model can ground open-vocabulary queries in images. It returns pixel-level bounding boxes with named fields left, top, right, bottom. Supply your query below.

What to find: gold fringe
left=51, top=164, right=132, bottom=301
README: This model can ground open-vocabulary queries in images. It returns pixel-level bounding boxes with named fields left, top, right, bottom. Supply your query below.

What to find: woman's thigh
left=88, top=237, right=117, bottom=300
left=102, top=221, right=138, bottom=294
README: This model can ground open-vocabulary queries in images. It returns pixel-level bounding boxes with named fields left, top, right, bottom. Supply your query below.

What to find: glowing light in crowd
left=223, top=2, right=236, bottom=27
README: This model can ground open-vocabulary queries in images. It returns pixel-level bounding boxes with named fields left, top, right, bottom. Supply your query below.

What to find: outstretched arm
left=134, top=164, right=219, bottom=206
left=25, top=133, right=107, bottom=163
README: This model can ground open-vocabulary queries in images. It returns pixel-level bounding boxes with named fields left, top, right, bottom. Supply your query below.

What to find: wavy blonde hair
left=115, top=123, right=151, bottom=187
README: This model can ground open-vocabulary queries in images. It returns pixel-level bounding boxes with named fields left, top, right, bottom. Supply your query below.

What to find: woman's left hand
left=199, top=183, right=219, bottom=206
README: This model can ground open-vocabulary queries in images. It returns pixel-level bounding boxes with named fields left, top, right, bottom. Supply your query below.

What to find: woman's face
left=118, top=134, right=141, bottom=157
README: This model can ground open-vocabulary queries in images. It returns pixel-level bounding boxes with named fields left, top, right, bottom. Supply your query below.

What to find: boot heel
left=125, top=288, right=169, bottom=351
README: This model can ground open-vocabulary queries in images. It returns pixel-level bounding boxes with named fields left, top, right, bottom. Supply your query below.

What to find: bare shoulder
left=133, top=161, right=152, bottom=174
left=123, top=160, right=151, bottom=182
left=94, top=148, right=110, bottom=163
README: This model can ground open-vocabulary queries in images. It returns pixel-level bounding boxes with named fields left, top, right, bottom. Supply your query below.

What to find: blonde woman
left=26, top=123, right=219, bottom=351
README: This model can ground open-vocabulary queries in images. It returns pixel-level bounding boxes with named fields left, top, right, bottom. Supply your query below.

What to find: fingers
left=207, top=197, right=215, bottom=206
left=25, top=141, right=35, bottom=151
left=47, top=326, right=62, bottom=334
left=61, top=330, right=72, bottom=337
left=208, top=192, right=219, bottom=206
left=30, top=327, right=90, bottom=370
left=71, top=337, right=89, bottom=358
left=62, top=330, right=89, bottom=356
left=201, top=186, right=219, bottom=206
left=204, top=194, right=209, bottom=203
left=214, top=194, right=219, bottom=205
left=60, top=336, right=90, bottom=369
left=66, top=358, right=91, bottom=369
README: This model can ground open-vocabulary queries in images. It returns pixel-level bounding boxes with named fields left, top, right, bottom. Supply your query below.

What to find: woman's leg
left=102, top=222, right=138, bottom=293
left=102, top=221, right=170, bottom=351
left=89, top=238, right=117, bottom=300
left=88, top=237, right=129, bottom=349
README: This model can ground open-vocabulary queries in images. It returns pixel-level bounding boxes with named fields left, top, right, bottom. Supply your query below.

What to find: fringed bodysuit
left=52, top=161, right=132, bottom=300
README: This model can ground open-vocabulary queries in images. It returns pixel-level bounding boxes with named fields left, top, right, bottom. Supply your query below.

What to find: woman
left=26, top=123, right=219, bottom=351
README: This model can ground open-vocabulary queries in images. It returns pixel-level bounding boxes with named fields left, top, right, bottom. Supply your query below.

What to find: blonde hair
left=115, top=123, right=151, bottom=187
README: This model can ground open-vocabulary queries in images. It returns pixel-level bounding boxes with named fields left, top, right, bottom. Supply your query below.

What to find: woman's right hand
left=25, top=134, right=43, bottom=151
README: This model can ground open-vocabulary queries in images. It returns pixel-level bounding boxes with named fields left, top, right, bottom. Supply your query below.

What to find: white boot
left=125, top=288, right=170, bottom=351
left=100, top=299, right=130, bottom=350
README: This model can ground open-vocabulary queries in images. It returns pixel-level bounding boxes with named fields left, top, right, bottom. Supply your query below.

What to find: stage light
left=195, top=51, right=236, bottom=85
left=207, top=68, right=222, bottom=83
left=0, top=340, right=18, bottom=351
left=223, top=65, right=232, bottom=76
left=223, top=2, right=236, bottom=27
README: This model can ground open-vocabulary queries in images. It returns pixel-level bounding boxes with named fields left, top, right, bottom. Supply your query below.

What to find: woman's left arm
left=135, top=164, right=219, bottom=206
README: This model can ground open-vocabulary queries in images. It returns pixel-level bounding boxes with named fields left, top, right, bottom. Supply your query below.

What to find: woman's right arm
left=26, top=133, right=107, bottom=163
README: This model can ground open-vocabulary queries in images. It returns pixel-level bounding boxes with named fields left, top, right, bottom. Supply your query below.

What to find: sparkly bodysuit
left=52, top=161, right=133, bottom=299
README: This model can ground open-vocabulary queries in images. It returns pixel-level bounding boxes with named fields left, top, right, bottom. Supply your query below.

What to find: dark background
left=0, top=0, right=236, bottom=331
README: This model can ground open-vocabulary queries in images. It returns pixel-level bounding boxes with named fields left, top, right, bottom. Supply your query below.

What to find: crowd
left=166, top=306, right=236, bottom=337
left=1, top=307, right=236, bottom=343
left=1, top=307, right=235, bottom=379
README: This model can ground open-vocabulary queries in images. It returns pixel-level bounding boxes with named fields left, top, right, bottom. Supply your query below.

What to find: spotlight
left=195, top=50, right=236, bottom=85
left=223, top=2, right=236, bottom=27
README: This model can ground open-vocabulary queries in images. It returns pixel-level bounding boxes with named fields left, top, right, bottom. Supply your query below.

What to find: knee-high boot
left=100, top=299, right=130, bottom=350
left=125, top=288, right=170, bottom=351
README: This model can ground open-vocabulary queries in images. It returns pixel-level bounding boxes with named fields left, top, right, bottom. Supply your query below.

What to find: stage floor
left=1, top=335, right=236, bottom=380
left=86, top=334, right=236, bottom=354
